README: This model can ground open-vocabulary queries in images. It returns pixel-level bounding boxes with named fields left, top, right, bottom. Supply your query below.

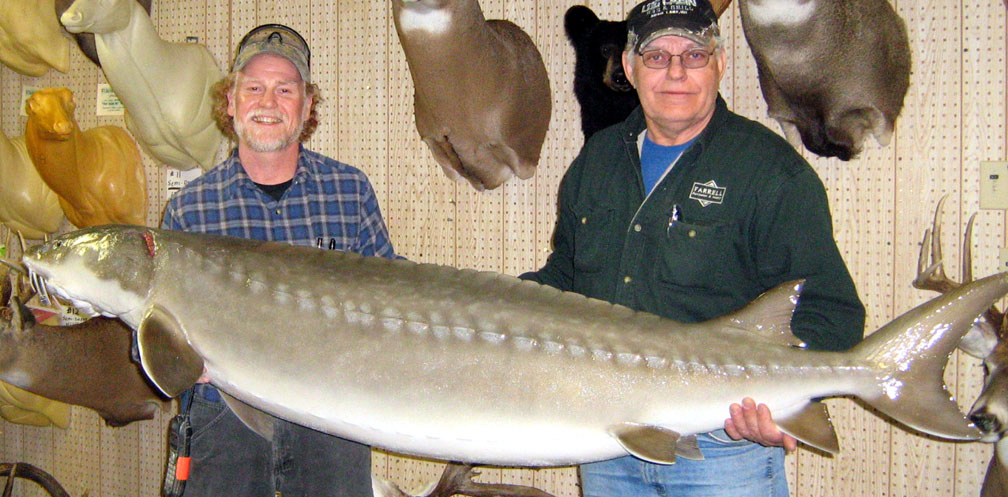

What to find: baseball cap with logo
left=233, top=23, right=311, bottom=83
left=625, top=0, right=719, bottom=53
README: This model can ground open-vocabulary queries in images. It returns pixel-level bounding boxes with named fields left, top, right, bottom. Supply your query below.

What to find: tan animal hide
left=393, top=0, right=551, bottom=191
left=739, top=0, right=911, bottom=160
left=711, top=0, right=732, bottom=16
left=61, top=0, right=223, bottom=171
left=0, top=272, right=167, bottom=427
left=0, top=131, right=63, bottom=240
left=25, top=87, right=148, bottom=228
left=0, top=0, right=70, bottom=76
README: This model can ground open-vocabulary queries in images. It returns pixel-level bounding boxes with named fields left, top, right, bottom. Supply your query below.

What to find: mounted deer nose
left=970, top=410, right=1002, bottom=434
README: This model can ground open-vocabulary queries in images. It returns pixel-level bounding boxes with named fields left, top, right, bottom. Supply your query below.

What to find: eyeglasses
left=638, top=47, right=715, bottom=70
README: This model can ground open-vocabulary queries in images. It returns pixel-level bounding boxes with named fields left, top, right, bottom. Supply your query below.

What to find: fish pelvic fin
left=852, top=272, right=1008, bottom=440
left=710, top=279, right=806, bottom=348
left=221, top=391, right=275, bottom=441
left=608, top=423, right=703, bottom=464
left=777, top=402, right=839, bottom=455
left=137, top=305, right=203, bottom=398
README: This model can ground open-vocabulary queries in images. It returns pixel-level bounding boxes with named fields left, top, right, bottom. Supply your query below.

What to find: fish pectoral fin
left=220, top=391, right=275, bottom=441
left=777, top=402, right=839, bottom=455
left=137, top=305, right=203, bottom=398
left=608, top=423, right=688, bottom=464
left=674, top=434, right=703, bottom=460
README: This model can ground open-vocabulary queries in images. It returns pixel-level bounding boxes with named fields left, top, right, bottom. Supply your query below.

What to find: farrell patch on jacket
left=689, top=180, right=725, bottom=206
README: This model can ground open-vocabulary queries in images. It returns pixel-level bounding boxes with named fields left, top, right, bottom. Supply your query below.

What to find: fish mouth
left=23, top=264, right=102, bottom=318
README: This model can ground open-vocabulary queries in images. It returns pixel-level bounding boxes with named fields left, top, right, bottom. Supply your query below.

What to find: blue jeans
left=179, top=386, right=372, bottom=497
left=580, top=431, right=788, bottom=497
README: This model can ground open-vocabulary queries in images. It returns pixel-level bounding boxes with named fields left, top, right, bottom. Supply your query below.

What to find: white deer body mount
left=61, top=0, right=224, bottom=171
left=0, top=0, right=70, bottom=77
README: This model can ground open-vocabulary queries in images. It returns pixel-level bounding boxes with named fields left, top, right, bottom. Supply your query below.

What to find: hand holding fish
left=724, top=398, right=799, bottom=452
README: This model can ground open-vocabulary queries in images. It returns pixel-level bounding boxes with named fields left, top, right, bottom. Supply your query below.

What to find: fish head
left=21, top=225, right=157, bottom=319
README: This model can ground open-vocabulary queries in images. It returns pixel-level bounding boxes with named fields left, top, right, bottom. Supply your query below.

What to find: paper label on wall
left=96, top=84, right=125, bottom=116
left=19, top=86, right=40, bottom=117
left=166, top=168, right=204, bottom=197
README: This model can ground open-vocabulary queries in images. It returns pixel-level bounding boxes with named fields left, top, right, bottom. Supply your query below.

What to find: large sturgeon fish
left=18, top=225, right=1008, bottom=466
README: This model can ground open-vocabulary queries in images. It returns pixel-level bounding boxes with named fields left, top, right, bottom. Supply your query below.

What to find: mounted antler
left=914, top=196, right=1008, bottom=497
left=374, top=462, right=556, bottom=497
left=914, top=195, right=1007, bottom=348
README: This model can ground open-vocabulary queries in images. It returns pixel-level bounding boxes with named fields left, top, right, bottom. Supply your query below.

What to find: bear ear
left=564, top=5, right=600, bottom=43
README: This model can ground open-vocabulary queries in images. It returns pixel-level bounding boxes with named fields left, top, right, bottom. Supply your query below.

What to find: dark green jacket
left=523, top=97, right=864, bottom=351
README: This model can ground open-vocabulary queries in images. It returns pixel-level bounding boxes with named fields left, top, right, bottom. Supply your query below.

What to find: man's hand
left=723, top=397, right=798, bottom=452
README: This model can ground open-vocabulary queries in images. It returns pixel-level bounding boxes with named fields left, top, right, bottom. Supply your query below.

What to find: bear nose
left=970, top=411, right=1002, bottom=434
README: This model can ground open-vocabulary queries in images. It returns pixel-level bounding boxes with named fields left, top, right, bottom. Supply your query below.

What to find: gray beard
left=234, top=118, right=304, bottom=152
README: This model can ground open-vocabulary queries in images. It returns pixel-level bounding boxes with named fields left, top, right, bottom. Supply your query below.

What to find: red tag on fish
left=142, top=232, right=156, bottom=257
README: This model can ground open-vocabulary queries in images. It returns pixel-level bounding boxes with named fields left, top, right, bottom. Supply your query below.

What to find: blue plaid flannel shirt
left=161, top=146, right=396, bottom=258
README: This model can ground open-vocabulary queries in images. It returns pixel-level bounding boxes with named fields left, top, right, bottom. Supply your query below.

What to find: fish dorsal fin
left=221, top=391, right=275, bottom=441
left=608, top=423, right=702, bottom=464
left=137, top=305, right=203, bottom=398
left=777, top=402, right=839, bottom=455
left=709, top=280, right=806, bottom=348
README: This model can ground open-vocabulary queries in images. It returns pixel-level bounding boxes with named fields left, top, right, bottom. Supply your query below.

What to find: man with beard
left=161, top=24, right=396, bottom=497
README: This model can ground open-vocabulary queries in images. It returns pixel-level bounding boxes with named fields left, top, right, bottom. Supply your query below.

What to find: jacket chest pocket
left=657, top=220, right=734, bottom=289
left=572, top=207, right=619, bottom=274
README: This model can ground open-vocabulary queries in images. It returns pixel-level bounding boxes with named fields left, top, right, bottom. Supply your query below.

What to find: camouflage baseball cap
left=626, top=0, right=719, bottom=53
left=233, top=24, right=311, bottom=83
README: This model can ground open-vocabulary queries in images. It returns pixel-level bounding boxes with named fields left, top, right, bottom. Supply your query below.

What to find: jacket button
left=581, top=217, right=588, bottom=224
left=623, top=276, right=632, bottom=284
left=633, top=224, right=642, bottom=232
left=688, top=229, right=696, bottom=238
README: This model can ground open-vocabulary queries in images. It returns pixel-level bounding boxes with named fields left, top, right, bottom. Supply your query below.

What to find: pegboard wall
left=0, top=0, right=1006, bottom=496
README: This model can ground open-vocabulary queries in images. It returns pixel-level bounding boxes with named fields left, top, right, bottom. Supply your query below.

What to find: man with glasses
left=521, top=0, right=864, bottom=495
left=161, top=24, right=395, bottom=497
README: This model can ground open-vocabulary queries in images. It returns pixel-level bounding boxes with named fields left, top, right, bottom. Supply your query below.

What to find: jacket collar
left=620, top=94, right=730, bottom=159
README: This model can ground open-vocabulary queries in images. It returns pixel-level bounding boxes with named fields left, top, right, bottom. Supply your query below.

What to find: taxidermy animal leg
left=373, top=462, right=556, bottom=497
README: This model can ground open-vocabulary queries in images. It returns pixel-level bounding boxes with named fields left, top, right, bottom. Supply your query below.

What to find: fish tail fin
left=851, top=272, right=1008, bottom=440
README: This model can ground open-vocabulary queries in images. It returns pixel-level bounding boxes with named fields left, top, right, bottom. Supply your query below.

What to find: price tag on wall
left=96, top=84, right=125, bottom=116
left=19, top=86, right=40, bottom=117
left=60, top=304, right=86, bottom=326
left=166, top=168, right=204, bottom=198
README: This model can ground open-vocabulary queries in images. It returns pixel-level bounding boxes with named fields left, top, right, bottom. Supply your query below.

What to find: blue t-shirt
left=641, top=134, right=695, bottom=195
